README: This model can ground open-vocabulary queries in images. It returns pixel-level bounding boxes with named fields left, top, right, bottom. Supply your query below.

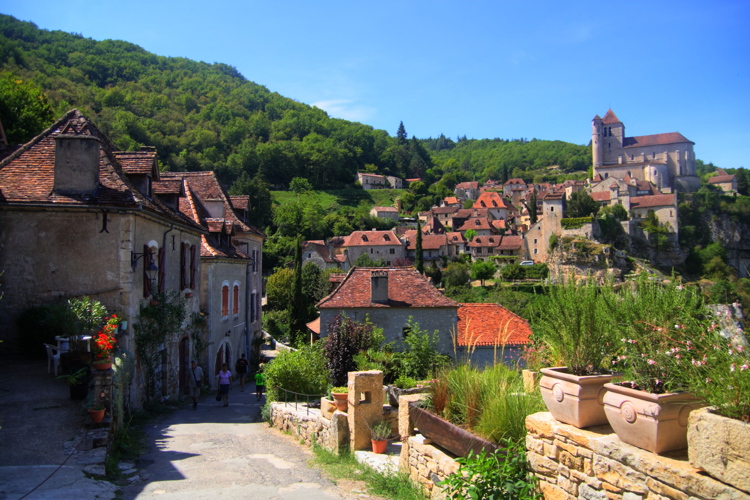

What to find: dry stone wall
left=526, top=412, right=749, bottom=500
left=269, top=402, right=348, bottom=454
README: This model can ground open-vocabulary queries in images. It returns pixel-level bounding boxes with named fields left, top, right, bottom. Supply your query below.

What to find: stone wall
left=526, top=412, right=750, bottom=500
left=270, top=402, right=348, bottom=454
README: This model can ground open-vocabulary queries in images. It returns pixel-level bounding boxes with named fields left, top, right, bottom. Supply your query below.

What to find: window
left=189, top=245, right=197, bottom=289
left=390, top=248, right=395, bottom=254
left=221, top=282, right=229, bottom=318
left=143, top=244, right=154, bottom=298
left=180, top=243, right=189, bottom=289
left=250, top=291, right=257, bottom=322
left=533, top=239, right=538, bottom=245
left=534, top=248, right=538, bottom=255
left=233, top=282, right=240, bottom=316
left=157, top=247, right=165, bottom=293
left=252, top=249, right=258, bottom=273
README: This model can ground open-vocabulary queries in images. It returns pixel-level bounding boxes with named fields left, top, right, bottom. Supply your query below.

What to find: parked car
left=520, top=260, right=534, bottom=266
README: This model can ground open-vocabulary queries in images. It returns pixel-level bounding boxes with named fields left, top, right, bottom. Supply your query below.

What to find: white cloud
left=312, top=99, right=376, bottom=123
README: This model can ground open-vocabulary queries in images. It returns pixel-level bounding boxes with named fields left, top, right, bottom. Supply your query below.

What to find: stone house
left=708, top=169, right=737, bottom=193
left=356, top=172, right=389, bottom=189
left=0, top=110, right=204, bottom=402
left=341, top=229, right=405, bottom=267
left=369, top=206, right=399, bottom=222
left=474, top=191, right=511, bottom=221
left=159, top=171, right=265, bottom=380
left=302, top=239, right=344, bottom=270
left=454, top=181, right=479, bottom=201
left=316, top=267, right=459, bottom=356
left=455, top=303, right=532, bottom=367
left=445, top=232, right=467, bottom=259
left=403, top=233, right=449, bottom=263
left=629, top=193, right=679, bottom=242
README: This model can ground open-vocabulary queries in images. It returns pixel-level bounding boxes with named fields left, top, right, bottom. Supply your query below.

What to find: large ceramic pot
left=539, top=367, right=618, bottom=428
left=603, top=382, right=703, bottom=454
left=688, top=407, right=750, bottom=493
left=331, top=392, right=348, bottom=412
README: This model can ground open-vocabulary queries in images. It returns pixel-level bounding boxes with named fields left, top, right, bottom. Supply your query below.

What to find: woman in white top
left=217, top=363, right=233, bottom=407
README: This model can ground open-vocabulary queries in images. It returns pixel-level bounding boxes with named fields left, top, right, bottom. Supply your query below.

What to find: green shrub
left=394, top=375, right=417, bottom=389
left=324, top=315, right=377, bottom=386
left=440, top=440, right=540, bottom=500
left=560, top=216, right=593, bottom=229
left=396, top=317, right=448, bottom=380
left=263, top=309, right=290, bottom=344
left=264, top=343, right=330, bottom=401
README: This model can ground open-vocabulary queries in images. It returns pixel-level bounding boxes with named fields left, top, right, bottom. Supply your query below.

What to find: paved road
left=120, top=384, right=373, bottom=500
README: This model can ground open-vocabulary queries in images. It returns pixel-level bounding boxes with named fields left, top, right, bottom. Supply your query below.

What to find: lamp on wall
left=131, top=250, right=159, bottom=284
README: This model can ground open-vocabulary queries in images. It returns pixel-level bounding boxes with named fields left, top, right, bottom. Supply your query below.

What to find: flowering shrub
left=684, top=323, right=750, bottom=421
left=609, top=278, right=707, bottom=393
left=92, top=314, right=120, bottom=362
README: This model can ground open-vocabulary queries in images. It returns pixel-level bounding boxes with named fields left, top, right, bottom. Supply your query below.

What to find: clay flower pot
left=603, top=382, right=703, bottom=454
left=88, top=408, right=105, bottom=423
left=92, top=357, right=113, bottom=370
left=371, top=439, right=387, bottom=454
left=331, top=392, right=348, bottom=412
left=539, top=367, right=618, bottom=428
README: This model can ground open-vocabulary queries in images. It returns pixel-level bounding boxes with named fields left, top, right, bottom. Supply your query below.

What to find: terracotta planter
left=93, top=359, right=112, bottom=370
left=603, top=382, right=703, bottom=454
left=688, top=407, right=750, bottom=493
left=88, top=408, right=105, bottom=423
left=331, top=392, right=348, bottom=412
left=539, top=367, right=618, bottom=428
left=409, top=402, right=497, bottom=457
left=371, top=439, right=388, bottom=454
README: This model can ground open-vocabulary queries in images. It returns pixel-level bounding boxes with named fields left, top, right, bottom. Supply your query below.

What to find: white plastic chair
left=44, top=343, right=66, bottom=376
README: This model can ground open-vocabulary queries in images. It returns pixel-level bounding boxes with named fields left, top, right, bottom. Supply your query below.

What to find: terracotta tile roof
left=404, top=233, right=448, bottom=251
left=443, top=196, right=459, bottom=205
left=475, top=191, right=508, bottom=209
left=497, top=235, right=523, bottom=251
left=504, top=178, right=527, bottom=186
left=153, top=179, right=184, bottom=195
left=306, top=317, right=321, bottom=334
left=601, top=109, right=621, bottom=125
left=446, top=232, right=466, bottom=243
left=303, top=240, right=335, bottom=263
left=114, top=149, right=158, bottom=176
left=456, top=303, right=532, bottom=346
left=317, top=267, right=458, bottom=309
left=457, top=217, right=492, bottom=232
left=456, top=181, right=479, bottom=189
left=623, top=132, right=693, bottom=148
left=591, top=191, right=611, bottom=202
left=345, top=230, right=402, bottom=247
left=454, top=208, right=474, bottom=218
left=468, top=235, right=501, bottom=248
left=592, top=174, right=603, bottom=182
left=372, top=206, right=398, bottom=213
left=0, top=109, right=201, bottom=231
left=161, top=171, right=265, bottom=238
left=432, top=206, right=459, bottom=215
left=629, top=194, right=676, bottom=209
left=491, top=219, right=507, bottom=230
left=229, top=195, right=249, bottom=211
left=708, top=174, right=735, bottom=184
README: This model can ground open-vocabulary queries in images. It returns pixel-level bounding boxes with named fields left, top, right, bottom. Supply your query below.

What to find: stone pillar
left=347, top=370, right=384, bottom=451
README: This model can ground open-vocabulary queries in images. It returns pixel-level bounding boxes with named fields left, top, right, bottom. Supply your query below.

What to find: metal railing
left=274, top=386, right=326, bottom=415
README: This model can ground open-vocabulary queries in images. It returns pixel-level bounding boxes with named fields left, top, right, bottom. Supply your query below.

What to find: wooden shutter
left=180, top=243, right=186, bottom=289
left=189, top=245, right=197, bottom=289
left=158, top=247, right=165, bottom=293
left=143, top=245, right=152, bottom=298
left=221, top=285, right=229, bottom=316
left=233, top=284, right=239, bottom=315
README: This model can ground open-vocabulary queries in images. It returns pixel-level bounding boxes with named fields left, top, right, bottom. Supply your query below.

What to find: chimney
left=370, top=270, right=389, bottom=304
left=53, top=134, right=101, bottom=196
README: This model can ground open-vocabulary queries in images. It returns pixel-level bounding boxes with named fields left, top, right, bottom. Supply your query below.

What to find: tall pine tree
left=288, top=234, right=306, bottom=346
left=415, top=220, right=424, bottom=274
left=396, top=121, right=408, bottom=146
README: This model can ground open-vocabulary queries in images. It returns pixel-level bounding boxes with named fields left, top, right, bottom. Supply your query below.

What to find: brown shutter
left=189, top=245, right=197, bottom=289
left=143, top=245, right=152, bottom=298
left=221, top=285, right=229, bottom=316
left=180, top=243, right=186, bottom=289
left=233, top=284, right=239, bottom=315
left=158, top=247, right=165, bottom=293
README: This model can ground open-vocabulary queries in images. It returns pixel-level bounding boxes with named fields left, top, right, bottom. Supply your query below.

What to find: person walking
left=255, top=364, right=265, bottom=401
left=235, top=353, right=249, bottom=392
left=189, top=360, right=204, bottom=410
left=216, top=363, right=233, bottom=407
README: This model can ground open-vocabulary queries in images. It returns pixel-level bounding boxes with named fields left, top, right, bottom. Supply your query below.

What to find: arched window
left=221, top=281, right=230, bottom=318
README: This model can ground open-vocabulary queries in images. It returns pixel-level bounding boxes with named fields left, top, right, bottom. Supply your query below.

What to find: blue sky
left=2, top=0, right=749, bottom=168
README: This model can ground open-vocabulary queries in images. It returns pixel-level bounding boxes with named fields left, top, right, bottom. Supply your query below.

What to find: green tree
left=735, top=168, right=748, bottom=196
left=415, top=220, right=424, bottom=274
left=424, top=260, right=442, bottom=286
left=566, top=190, right=599, bottom=218
left=265, top=268, right=294, bottom=310
left=470, top=260, right=496, bottom=286
left=464, top=229, right=476, bottom=242
left=288, top=234, right=306, bottom=346
left=0, top=72, right=54, bottom=143
left=443, top=262, right=470, bottom=291
left=289, top=176, right=313, bottom=194
left=527, top=190, right=538, bottom=224
left=354, top=252, right=384, bottom=267
left=396, top=121, right=407, bottom=146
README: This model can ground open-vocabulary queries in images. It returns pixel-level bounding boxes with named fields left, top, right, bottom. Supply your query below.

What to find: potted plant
left=88, top=404, right=106, bottom=423
left=330, top=386, right=348, bottom=412
left=91, top=315, right=119, bottom=370
left=534, top=278, right=619, bottom=428
left=369, top=420, right=392, bottom=454
left=603, top=278, right=705, bottom=454
left=684, top=316, right=750, bottom=492
left=57, top=367, right=89, bottom=400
